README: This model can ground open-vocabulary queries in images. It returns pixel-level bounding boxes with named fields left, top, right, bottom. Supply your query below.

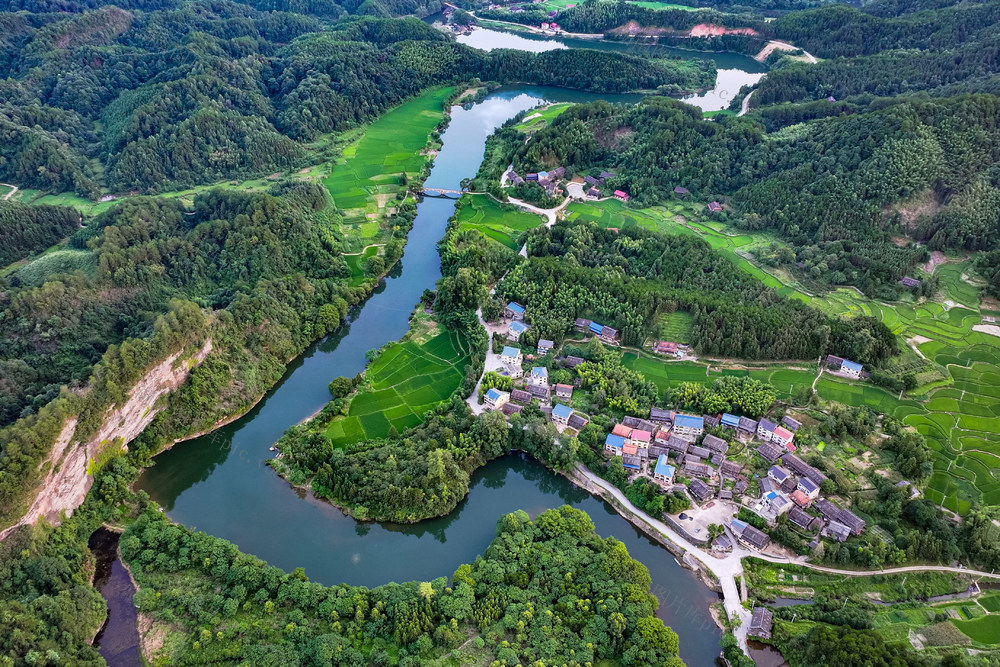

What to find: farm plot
left=454, top=195, right=545, bottom=250
left=325, top=87, right=454, bottom=250
left=325, top=322, right=472, bottom=447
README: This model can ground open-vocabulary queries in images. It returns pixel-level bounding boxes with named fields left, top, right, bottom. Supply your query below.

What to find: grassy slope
left=454, top=195, right=546, bottom=250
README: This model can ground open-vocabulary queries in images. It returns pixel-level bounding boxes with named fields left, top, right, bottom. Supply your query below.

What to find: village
left=474, top=299, right=875, bottom=641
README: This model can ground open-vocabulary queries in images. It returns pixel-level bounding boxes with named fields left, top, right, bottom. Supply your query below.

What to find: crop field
left=343, top=245, right=381, bottom=285
left=954, top=615, right=1000, bottom=645
left=654, top=310, right=694, bottom=343
left=325, top=316, right=472, bottom=447
left=579, top=199, right=1000, bottom=513
left=454, top=195, right=545, bottom=250
left=325, top=87, right=454, bottom=250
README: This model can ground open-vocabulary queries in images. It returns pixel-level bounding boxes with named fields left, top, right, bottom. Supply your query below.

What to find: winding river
left=135, top=86, right=723, bottom=664
left=457, top=26, right=766, bottom=111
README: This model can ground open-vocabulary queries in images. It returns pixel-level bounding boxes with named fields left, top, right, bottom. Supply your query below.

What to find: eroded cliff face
left=0, top=339, right=212, bottom=540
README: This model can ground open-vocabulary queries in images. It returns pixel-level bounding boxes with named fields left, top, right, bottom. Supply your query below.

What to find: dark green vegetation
left=122, top=505, right=683, bottom=665
left=486, top=94, right=1000, bottom=295
left=498, top=219, right=896, bottom=362
left=0, top=3, right=712, bottom=196
left=0, top=201, right=80, bottom=267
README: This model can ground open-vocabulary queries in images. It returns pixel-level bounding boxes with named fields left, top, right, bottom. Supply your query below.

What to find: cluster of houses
left=574, top=317, right=619, bottom=344
left=825, top=354, right=866, bottom=380
left=582, top=171, right=617, bottom=199
left=652, top=340, right=688, bottom=358
left=483, top=352, right=590, bottom=433
left=505, top=166, right=567, bottom=197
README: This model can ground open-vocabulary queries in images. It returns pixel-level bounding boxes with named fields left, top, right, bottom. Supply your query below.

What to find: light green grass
left=513, top=103, right=573, bottom=133
left=954, top=615, right=1000, bottom=644
left=454, top=195, right=545, bottom=250
left=325, top=315, right=472, bottom=447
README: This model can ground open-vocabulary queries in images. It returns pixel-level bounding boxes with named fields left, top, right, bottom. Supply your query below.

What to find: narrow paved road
left=1, top=183, right=17, bottom=201
left=738, top=90, right=754, bottom=117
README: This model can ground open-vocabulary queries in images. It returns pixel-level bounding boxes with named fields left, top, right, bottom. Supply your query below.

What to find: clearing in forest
left=454, top=195, right=546, bottom=250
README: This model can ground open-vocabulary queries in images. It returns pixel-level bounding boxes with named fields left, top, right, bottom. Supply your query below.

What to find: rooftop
left=501, top=346, right=521, bottom=357
left=509, top=320, right=528, bottom=333
left=842, top=359, right=863, bottom=373
left=654, top=455, right=675, bottom=478
left=605, top=434, right=625, bottom=449
left=485, top=388, right=504, bottom=401
left=552, top=403, right=573, bottom=420
left=506, top=302, right=525, bottom=314
left=531, top=366, right=548, bottom=378
left=675, top=414, right=703, bottom=429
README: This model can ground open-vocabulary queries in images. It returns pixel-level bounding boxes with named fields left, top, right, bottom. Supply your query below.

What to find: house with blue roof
left=507, top=320, right=528, bottom=341
left=605, top=433, right=625, bottom=454
left=768, top=466, right=789, bottom=484
left=551, top=403, right=573, bottom=425
left=797, top=476, right=820, bottom=499
left=721, top=413, right=740, bottom=429
left=529, top=366, right=549, bottom=386
left=500, top=346, right=522, bottom=368
left=505, top=302, right=526, bottom=320
left=652, top=455, right=675, bottom=484
left=672, top=414, right=704, bottom=441
left=484, top=388, right=509, bottom=411
left=589, top=321, right=604, bottom=335
left=840, top=358, right=863, bottom=379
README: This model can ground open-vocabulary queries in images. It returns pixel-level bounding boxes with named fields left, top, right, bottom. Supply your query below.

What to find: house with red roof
left=613, top=190, right=629, bottom=202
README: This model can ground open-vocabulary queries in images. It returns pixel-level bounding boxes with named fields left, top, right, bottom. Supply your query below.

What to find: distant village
left=479, top=299, right=873, bottom=600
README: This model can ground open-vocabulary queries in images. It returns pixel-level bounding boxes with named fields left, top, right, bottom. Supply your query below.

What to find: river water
left=136, top=86, right=722, bottom=664
left=89, top=528, right=142, bottom=667
left=457, top=26, right=766, bottom=111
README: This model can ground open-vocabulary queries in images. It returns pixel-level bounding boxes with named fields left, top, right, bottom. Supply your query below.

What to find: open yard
left=454, top=194, right=545, bottom=250
left=325, top=314, right=472, bottom=447
left=325, top=87, right=454, bottom=251
left=576, top=199, right=1000, bottom=513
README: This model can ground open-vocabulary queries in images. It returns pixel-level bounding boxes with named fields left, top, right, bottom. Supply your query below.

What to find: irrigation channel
left=131, top=86, right=724, bottom=664
left=455, top=26, right=767, bottom=112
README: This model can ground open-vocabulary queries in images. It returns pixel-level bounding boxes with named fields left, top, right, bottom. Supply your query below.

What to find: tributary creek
left=134, top=86, right=723, bottom=664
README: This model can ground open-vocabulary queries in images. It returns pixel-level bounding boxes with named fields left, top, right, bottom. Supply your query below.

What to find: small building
left=500, top=346, right=523, bottom=367
left=567, top=413, right=589, bottom=431
left=551, top=403, right=573, bottom=425
left=613, top=190, right=630, bottom=202
left=768, top=466, right=789, bottom=484
left=826, top=95, right=837, bottom=102
left=760, top=478, right=777, bottom=495
left=797, top=477, right=820, bottom=499
left=584, top=175, right=599, bottom=186
left=526, top=173, right=539, bottom=181
left=757, top=418, right=777, bottom=441
left=825, top=354, right=844, bottom=368
left=790, top=489, right=811, bottom=507
left=536, top=339, right=554, bottom=355
left=589, top=321, right=605, bottom=337
left=554, top=383, right=573, bottom=400
left=548, top=166, right=565, bottom=179
left=707, top=201, right=723, bottom=213
left=732, top=519, right=770, bottom=551
left=673, top=186, right=690, bottom=198
left=600, top=326, right=619, bottom=344
left=825, top=521, right=851, bottom=543
left=484, top=388, right=509, bottom=411
left=711, top=452, right=726, bottom=466
left=689, top=479, right=713, bottom=502
left=712, top=534, right=733, bottom=552
left=749, top=607, right=774, bottom=640
left=788, top=506, right=820, bottom=531
left=772, top=426, right=795, bottom=449
left=719, top=489, right=733, bottom=501
left=673, top=414, right=704, bottom=441
left=666, top=435, right=689, bottom=455
left=501, top=402, right=522, bottom=416
left=623, top=442, right=639, bottom=457
left=510, top=388, right=532, bottom=405
left=782, top=415, right=802, bottom=431
left=574, top=317, right=591, bottom=331
left=605, top=433, right=625, bottom=455
left=702, top=434, right=728, bottom=454
left=527, top=383, right=549, bottom=399
left=529, top=366, right=549, bottom=387
left=612, top=423, right=633, bottom=439
left=684, top=462, right=713, bottom=479
left=562, top=355, right=585, bottom=369
left=688, top=445, right=710, bottom=460
left=841, top=359, right=863, bottom=379
left=765, top=491, right=793, bottom=515
left=781, top=453, right=828, bottom=485
left=839, top=509, right=866, bottom=535
left=900, top=276, right=922, bottom=288
left=654, top=428, right=671, bottom=445
left=721, top=413, right=741, bottom=430
left=507, top=320, right=528, bottom=341
left=720, top=460, right=742, bottom=477
left=622, top=454, right=641, bottom=471
left=652, top=455, right=675, bottom=484
left=702, top=414, right=721, bottom=428
left=505, top=302, right=526, bottom=320
left=649, top=407, right=673, bottom=424
left=758, top=442, right=783, bottom=463
left=587, top=187, right=600, bottom=197
left=654, top=340, right=679, bottom=356
left=631, top=429, right=652, bottom=451
left=738, top=416, right=759, bottom=440
left=599, top=171, right=616, bottom=180
left=734, top=477, right=749, bottom=496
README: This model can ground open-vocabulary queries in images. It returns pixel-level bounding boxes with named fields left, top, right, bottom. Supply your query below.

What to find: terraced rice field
left=325, top=322, right=472, bottom=447
left=454, top=195, right=545, bottom=250
left=582, top=200, right=1000, bottom=513
left=325, top=87, right=454, bottom=250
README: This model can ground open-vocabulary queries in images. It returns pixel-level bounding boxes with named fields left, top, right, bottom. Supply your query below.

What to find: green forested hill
left=491, top=94, right=1000, bottom=294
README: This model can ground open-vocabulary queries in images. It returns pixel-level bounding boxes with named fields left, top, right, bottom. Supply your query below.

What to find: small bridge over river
left=420, top=187, right=466, bottom=199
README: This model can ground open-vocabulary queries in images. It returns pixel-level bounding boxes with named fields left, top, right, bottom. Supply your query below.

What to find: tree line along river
left=126, top=86, right=733, bottom=665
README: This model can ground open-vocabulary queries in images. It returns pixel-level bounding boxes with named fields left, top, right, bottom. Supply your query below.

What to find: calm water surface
left=89, top=529, right=142, bottom=667
left=458, top=26, right=767, bottom=111
left=137, top=86, right=722, bottom=664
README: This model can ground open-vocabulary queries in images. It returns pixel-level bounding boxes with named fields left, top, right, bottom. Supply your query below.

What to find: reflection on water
left=89, top=528, right=142, bottom=667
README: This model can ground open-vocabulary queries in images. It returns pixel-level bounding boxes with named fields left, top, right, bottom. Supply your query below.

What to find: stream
left=132, top=86, right=723, bottom=664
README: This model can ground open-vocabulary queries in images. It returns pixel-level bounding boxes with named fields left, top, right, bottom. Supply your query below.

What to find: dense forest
left=486, top=95, right=1000, bottom=294
left=0, top=5, right=712, bottom=194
